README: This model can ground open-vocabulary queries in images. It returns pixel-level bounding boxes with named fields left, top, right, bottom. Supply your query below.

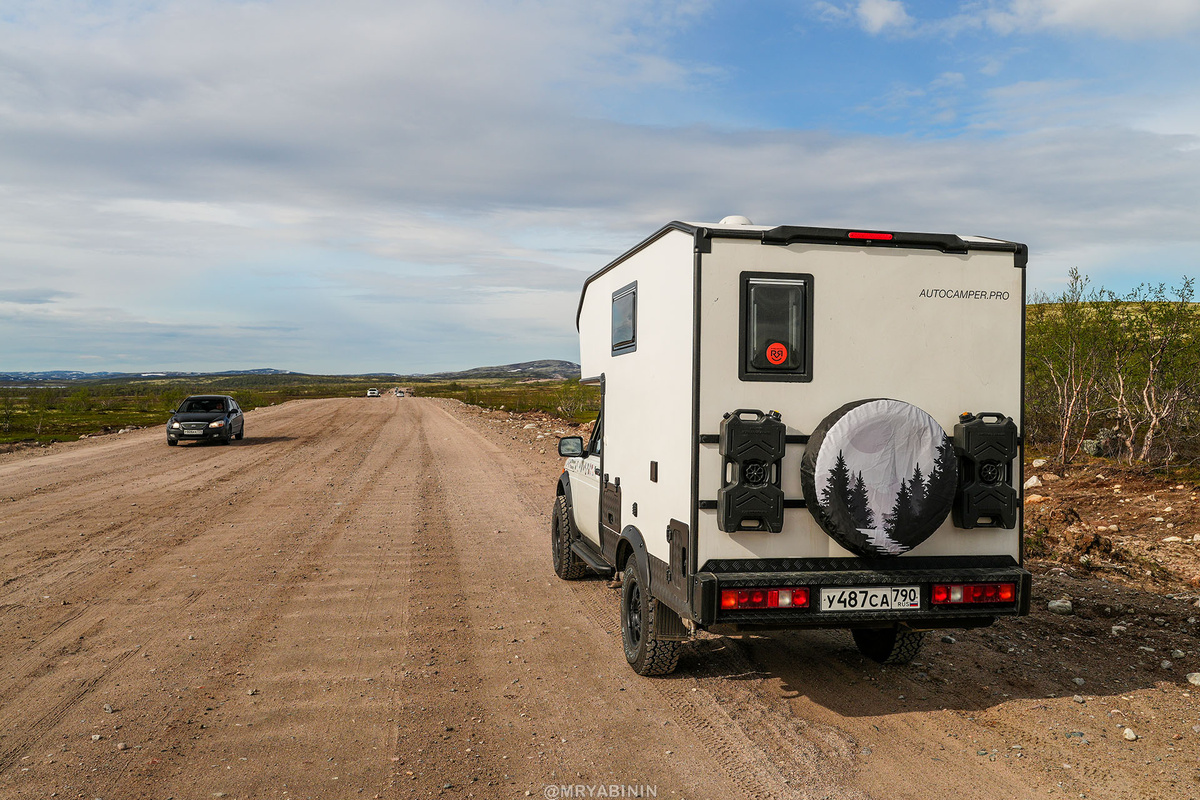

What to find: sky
left=1, top=0, right=1198, bottom=374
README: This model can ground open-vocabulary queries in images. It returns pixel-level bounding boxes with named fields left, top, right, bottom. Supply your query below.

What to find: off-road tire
left=620, top=561, right=681, bottom=676
left=852, top=626, right=926, bottom=664
left=167, top=439, right=178, bottom=446
left=551, top=495, right=587, bottom=580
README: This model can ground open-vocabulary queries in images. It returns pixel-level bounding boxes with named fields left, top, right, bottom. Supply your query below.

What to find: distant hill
left=0, top=361, right=582, bottom=383
left=0, top=368, right=297, bottom=382
left=414, top=360, right=581, bottom=381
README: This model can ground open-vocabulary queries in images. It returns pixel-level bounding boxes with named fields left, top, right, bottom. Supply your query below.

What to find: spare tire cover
left=801, top=399, right=957, bottom=557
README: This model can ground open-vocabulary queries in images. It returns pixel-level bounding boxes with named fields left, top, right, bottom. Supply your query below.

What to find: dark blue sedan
left=166, top=395, right=245, bottom=446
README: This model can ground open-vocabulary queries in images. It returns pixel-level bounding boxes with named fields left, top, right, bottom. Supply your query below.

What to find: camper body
left=554, top=220, right=1031, bottom=675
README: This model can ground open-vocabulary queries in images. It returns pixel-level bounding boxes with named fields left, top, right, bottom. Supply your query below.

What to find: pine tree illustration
left=907, top=463, right=927, bottom=516
left=926, top=435, right=956, bottom=503
left=882, top=479, right=914, bottom=539
left=847, top=471, right=875, bottom=529
left=820, top=451, right=852, bottom=514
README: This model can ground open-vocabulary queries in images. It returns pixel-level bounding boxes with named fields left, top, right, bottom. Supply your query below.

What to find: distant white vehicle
left=366, top=388, right=380, bottom=397
left=554, top=217, right=1030, bottom=675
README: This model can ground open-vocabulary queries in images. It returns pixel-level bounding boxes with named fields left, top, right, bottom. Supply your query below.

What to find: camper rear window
left=612, top=282, right=637, bottom=355
left=740, top=272, right=813, bottom=382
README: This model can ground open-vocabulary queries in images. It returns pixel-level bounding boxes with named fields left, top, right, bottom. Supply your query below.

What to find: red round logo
left=766, top=342, right=788, bottom=365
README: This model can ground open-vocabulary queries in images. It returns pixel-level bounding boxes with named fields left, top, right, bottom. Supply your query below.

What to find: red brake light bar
left=931, top=582, right=1016, bottom=605
left=720, top=587, right=809, bottom=610
left=848, top=231, right=893, bottom=241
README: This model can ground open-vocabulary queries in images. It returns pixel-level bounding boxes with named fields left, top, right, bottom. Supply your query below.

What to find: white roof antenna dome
left=719, top=215, right=753, bottom=225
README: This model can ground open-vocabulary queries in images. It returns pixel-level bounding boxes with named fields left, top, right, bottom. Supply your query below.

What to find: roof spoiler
left=761, top=226, right=969, bottom=254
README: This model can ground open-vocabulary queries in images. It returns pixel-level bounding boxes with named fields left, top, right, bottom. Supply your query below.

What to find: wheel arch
left=617, top=525, right=649, bottom=588
left=556, top=472, right=577, bottom=535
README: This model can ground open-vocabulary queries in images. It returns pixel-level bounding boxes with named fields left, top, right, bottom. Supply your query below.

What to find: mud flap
left=652, top=600, right=690, bottom=641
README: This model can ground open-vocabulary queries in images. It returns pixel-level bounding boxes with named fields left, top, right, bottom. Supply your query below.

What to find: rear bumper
left=692, top=555, right=1031, bottom=629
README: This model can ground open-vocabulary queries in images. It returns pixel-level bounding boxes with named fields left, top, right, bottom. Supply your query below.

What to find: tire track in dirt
left=0, top=402, right=368, bottom=741
left=108, top=400, right=417, bottom=799
left=566, top=577, right=863, bottom=800
left=740, top=629, right=1053, bottom=800
left=0, top=646, right=138, bottom=773
left=0, top=401, right=361, bottom=637
left=413, top=400, right=777, bottom=799
left=0, top=400, right=325, bottom=513
left=385, top=406, right=514, bottom=797
left=0, top=400, right=354, bottom=594
left=444, top=402, right=859, bottom=800
left=0, top=399, right=411, bottom=797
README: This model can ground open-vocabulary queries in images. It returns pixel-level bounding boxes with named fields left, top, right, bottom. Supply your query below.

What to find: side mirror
left=558, top=436, right=585, bottom=457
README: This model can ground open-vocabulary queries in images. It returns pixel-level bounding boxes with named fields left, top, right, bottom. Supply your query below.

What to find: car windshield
left=179, top=398, right=226, bottom=413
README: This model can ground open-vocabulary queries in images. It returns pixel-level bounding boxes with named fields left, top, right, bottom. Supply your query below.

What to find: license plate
left=820, top=586, right=921, bottom=612
left=182, top=430, right=202, bottom=435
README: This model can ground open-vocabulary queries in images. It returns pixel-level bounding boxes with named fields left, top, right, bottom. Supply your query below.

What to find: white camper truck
left=554, top=218, right=1031, bottom=676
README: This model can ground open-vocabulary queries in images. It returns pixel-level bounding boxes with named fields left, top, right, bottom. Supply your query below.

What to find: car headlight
left=170, top=421, right=181, bottom=429
left=208, top=420, right=226, bottom=428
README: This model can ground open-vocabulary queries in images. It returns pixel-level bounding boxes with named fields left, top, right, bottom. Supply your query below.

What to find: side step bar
left=570, top=540, right=615, bottom=576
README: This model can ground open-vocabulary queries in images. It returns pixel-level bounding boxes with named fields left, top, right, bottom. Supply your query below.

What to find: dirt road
left=1, top=397, right=1197, bottom=799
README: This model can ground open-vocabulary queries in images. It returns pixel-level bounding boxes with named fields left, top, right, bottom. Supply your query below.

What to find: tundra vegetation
left=408, top=379, right=599, bottom=423
left=1025, top=269, right=1200, bottom=469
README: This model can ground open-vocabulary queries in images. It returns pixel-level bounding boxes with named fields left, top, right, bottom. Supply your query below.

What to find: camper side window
left=739, top=272, right=814, bottom=382
left=611, top=282, right=637, bottom=355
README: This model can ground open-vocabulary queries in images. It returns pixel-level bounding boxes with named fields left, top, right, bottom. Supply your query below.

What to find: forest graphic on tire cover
left=814, top=401, right=956, bottom=556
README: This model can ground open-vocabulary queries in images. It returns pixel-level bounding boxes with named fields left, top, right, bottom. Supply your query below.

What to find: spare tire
left=801, top=399, right=957, bottom=557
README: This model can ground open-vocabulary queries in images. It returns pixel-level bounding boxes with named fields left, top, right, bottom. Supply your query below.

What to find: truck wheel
left=852, top=626, right=926, bottom=664
left=620, top=561, right=681, bottom=676
left=551, top=495, right=587, bottom=580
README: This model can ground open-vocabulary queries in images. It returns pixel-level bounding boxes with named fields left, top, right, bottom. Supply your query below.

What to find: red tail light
left=720, top=587, right=809, bottom=610
left=931, top=582, right=1016, bottom=605
left=848, top=231, right=893, bottom=241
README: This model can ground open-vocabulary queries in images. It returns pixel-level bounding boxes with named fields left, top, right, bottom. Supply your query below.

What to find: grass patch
left=409, top=379, right=599, bottom=423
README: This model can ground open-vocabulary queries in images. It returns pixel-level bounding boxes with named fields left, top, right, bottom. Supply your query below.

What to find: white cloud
left=930, top=72, right=967, bottom=90
left=812, top=1, right=853, bottom=24
left=810, top=1, right=913, bottom=33
left=1134, top=93, right=1200, bottom=140
left=0, top=1, right=1198, bottom=371
left=856, top=0, right=912, bottom=34
left=985, top=0, right=1200, bottom=38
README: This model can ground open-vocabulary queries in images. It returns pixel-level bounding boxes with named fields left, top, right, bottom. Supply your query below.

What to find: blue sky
left=1, top=0, right=1198, bottom=373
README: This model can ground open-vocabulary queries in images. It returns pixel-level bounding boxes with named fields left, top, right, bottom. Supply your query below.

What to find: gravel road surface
left=1, top=397, right=1197, bottom=799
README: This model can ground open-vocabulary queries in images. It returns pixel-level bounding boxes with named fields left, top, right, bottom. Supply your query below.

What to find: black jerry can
left=952, top=412, right=1019, bottom=529
left=717, top=409, right=786, bottom=533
